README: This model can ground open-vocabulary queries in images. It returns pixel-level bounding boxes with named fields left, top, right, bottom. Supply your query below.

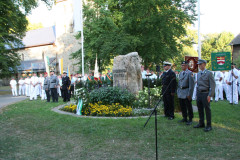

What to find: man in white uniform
left=222, top=71, right=229, bottom=101
left=57, top=75, right=62, bottom=97
left=214, top=71, right=223, bottom=101
left=25, top=76, right=30, bottom=97
left=18, top=77, right=25, bottom=96
left=38, top=74, right=44, bottom=98
left=227, top=63, right=239, bottom=105
left=141, top=66, right=147, bottom=79
left=10, top=77, right=17, bottom=96
left=30, top=73, right=39, bottom=100
left=41, top=73, right=47, bottom=100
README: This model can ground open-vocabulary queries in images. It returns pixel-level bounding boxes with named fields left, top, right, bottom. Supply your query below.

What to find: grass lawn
left=0, top=99, right=239, bottom=160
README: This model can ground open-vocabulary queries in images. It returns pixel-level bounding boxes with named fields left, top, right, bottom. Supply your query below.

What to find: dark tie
left=183, top=72, right=185, bottom=76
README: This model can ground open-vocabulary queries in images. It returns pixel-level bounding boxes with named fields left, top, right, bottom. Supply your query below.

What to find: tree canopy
left=0, top=0, right=53, bottom=78
left=201, top=32, right=234, bottom=69
left=71, top=0, right=197, bottom=72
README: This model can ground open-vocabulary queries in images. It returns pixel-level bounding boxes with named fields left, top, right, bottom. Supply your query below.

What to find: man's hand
left=171, top=93, right=175, bottom=96
left=187, top=96, right=192, bottom=101
left=207, top=96, right=211, bottom=103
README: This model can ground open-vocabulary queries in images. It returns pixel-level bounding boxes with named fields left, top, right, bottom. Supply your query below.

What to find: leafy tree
left=0, top=0, right=53, bottom=78
left=72, top=0, right=197, bottom=71
left=201, top=32, right=234, bottom=69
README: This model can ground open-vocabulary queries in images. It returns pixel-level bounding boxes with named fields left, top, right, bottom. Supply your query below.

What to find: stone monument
left=112, top=52, right=142, bottom=95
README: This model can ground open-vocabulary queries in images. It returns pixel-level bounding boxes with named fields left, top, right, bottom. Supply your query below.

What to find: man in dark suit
left=161, top=61, right=177, bottom=120
left=61, top=71, right=71, bottom=102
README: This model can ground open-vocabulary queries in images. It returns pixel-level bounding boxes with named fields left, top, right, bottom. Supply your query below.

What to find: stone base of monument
left=112, top=52, right=142, bottom=95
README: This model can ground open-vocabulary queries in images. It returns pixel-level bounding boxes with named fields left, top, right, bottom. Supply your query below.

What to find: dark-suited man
left=177, top=61, right=194, bottom=125
left=61, top=71, right=71, bottom=102
left=43, top=72, right=50, bottom=102
left=161, top=61, right=177, bottom=120
left=194, top=59, right=215, bottom=132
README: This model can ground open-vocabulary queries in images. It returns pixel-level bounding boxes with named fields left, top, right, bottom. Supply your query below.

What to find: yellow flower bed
left=62, top=104, right=77, bottom=113
left=83, top=101, right=132, bottom=117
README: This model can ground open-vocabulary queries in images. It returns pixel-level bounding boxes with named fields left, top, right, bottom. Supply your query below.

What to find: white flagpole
left=80, top=0, right=84, bottom=76
left=198, top=0, right=201, bottom=59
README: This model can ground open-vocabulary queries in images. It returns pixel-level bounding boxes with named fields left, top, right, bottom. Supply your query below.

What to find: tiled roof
left=230, top=33, right=240, bottom=45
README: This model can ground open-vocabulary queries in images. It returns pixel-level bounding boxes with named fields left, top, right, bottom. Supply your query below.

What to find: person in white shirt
left=214, top=71, right=223, bottom=101
left=25, top=76, right=30, bottom=97
left=150, top=71, right=157, bottom=79
left=226, top=63, right=239, bottom=104
left=141, top=66, right=147, bottom=79
left=192, top=73, right=197, bottom=101
left=30, top=73, right=39, bottom=100
left=222, top=71, right=229, bottom=101
left=10, top=77, right=18, bottom=96
left=41, top=73, right=48, bottom=100
left=238, top=69, right=240, bottom=95
left=18, top=77, right=25, bottom=96
left=58, top=75, right=62, bottom=97
left=38, top=74, right=44, bottom=98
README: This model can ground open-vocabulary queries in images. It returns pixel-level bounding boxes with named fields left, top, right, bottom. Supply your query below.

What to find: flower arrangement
left=62, top=104, right=77, bottom=113
left=82, top=101, right=132, bottom=117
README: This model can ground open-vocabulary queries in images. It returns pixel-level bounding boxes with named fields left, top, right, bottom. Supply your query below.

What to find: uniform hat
left=197, top=59, right=207, bottom=64
left=44, top=72, right=48, bottom=75
left=63, top=71, right=67, bottom=74
left=181, top=61, right=188, bottom=65
left=163, top=61, right=172, bottom=66
left=50, top=70, right=55, bottom=72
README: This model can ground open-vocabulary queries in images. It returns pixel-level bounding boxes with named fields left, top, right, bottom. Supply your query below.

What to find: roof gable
left=230, top=33, right=240, bottom=45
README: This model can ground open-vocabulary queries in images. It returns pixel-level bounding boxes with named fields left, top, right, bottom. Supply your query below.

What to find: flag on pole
left=211, top=52, right=231, bottom=71
left=59, top=58, right=63, bottom=74
left=94, top=54, right=99, bottom=81
left=44, top=56, right=50, bottom=76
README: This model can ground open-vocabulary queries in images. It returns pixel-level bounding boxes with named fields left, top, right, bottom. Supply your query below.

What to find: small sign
left=211, top=52, right=231, bottom=71
left=185, top=56, right=198, bottom=73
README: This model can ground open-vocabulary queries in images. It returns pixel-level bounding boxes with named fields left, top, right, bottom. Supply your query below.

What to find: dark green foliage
left=71, top=0, right=197, bottom=71
left=89, top=87, right=135, bottom=106
left=142, top=78, right=162, bottom=88
left=0, top=0, right=53, bottom=78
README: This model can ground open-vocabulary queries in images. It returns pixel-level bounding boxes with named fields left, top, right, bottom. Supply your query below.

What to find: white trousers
left=223, top=84, right=229, bottom=100
left=228, top=84, right=238, bottom=104
left=30, top=86, right=38, bottom=100
left=57, top=86, right=61, bottom=96
left=11, top=86, right=17, bottom=96
left=41, top=89, right=47, bottom=100
left=25, top=85, right=30, bottom=96
left=238, top=85, right=240, bottom=95
left=215, top=84, right=223, bottom=101
left=39, top=85, right=42, bottom=97
left=19, top=85, right=25, bottom=96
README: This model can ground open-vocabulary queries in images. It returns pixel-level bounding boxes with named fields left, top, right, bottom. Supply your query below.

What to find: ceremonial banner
left=211, top=52, right=231, bottom=71
left=59, top=58, right=63, bottom=74
left=94, top=54, right=99, bottom=81
left=185, top=56, right=198, bottom=72
left=44, top=56, right=50, bottom=76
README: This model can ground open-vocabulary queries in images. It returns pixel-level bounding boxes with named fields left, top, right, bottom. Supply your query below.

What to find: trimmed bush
left=89, top=87, right=135, bottom=106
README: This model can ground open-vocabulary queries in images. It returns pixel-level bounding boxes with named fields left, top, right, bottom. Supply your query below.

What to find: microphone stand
left=145, top=74, right=152, bottom=108
left=144, top=77, right=176, bottom=160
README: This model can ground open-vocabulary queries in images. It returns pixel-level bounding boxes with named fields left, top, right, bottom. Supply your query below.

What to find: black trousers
left=163, top=93, right=174, bottom=118
left=50, top=88, right=58, bottom=102
left=62, top=89, right=69, bottom=102
left=179, top=98, right=193, bottom=120
left=45, top=89, right=50, bottom=102
left=197, top=92, right=211, bottom=126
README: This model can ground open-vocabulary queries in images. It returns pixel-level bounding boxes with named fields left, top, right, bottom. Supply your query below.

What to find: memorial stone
left=112, top=52, right=142, bottom=95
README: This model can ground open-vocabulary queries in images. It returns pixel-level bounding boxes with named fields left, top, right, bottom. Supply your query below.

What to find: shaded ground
left=0, top=100, right=239, bottom=160
left=0, top=94, right=28, bottom=111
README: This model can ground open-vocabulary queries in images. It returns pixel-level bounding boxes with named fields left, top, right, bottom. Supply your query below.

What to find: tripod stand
left=144, top=77, right=176, bottom=160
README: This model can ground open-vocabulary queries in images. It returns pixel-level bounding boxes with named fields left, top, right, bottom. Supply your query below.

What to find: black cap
left=181, top=61, right=188, bottom=65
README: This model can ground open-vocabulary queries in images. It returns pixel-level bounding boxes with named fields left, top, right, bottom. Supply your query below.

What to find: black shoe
left=178, top=119, right=187, bottom=123
left=168, top=117, right=174, bottom=120
left=193, top=124, right=205, bottom=128
left=186, top=121, right=192, bottom=125
left=204, top=126, right=212, bottom=132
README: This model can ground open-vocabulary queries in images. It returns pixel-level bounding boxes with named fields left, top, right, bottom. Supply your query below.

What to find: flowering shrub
left=62, top=104, right=77, bottom=113
left=82, top=102, right=132, bottom=117
left=134, top=86, right=162, bottom=108
left=74, top=88, right=89, bottom=108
